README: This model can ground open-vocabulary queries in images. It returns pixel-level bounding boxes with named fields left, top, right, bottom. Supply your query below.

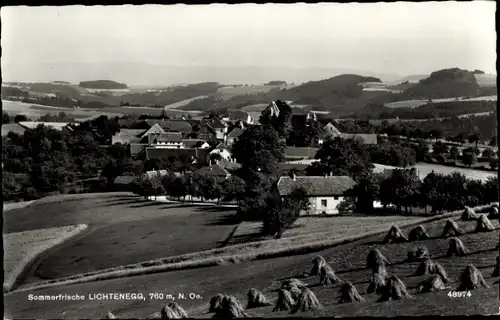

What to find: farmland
left=3, top=224, right=88, bottom=292
left=4, top=194, right=240, bottom=283
left=384, top=95, right=498, bottom=109
left=4, top=208, right=499, bottom=318
left=216, top=84, right=295, bottom=100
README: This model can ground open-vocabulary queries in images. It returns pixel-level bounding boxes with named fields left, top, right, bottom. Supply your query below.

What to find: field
left=3, top=225, right=88, bottom=292
left=163, top=95, right=208, bottom=112
left=216, top=85, right=293, bottom=100
left=2, top=100, right=123, bottom=120
left=384, top=95, right=497, bottom=109
left=4, top=207, right=499, bottom=318
left=4, top=194, right=240, bottom=283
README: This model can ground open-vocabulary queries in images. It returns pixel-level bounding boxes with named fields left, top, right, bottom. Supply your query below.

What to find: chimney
left=329, top=172, right=333, bottom=177
left=291, top=172, right=296, bottom=181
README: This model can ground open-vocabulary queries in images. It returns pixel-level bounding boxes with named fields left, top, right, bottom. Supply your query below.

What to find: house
left=209, top=144, right=233, bottom=161
left=182, top=139, right=211, bottom=149
left=147, top=132, right=184, bottom=148
left=216, top=158, right=242, bottom=172
left=323, top=122, right=342, bottom=135
left=320, top=122, right=377, bottom=145
left=221, top=109, right=254, bottom=124
left=284, top=147, right=319, bottom=161
left=144, top=169, right=170, bottom=180
left=129, top=143, right=149, bottom=158
left=226, top=127, right=244, bottom=145
left=112, top=129, right=146, bottom=145
left=201, top=117, right=228, bottom=140
left=196, top=123, right=218, bottom=141
left=195, top=162, right=231, bottom=179
left=145, top=119, right=192, bottom=135
left=276, top=174, right=356, bottom=215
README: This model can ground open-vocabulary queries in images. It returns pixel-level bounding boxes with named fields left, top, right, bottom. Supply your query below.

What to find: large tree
left=231, top=125, right=285, bottom=175
left=306, top=136, right=373, bottom=181
left=259, top=100, right=293, bottom=139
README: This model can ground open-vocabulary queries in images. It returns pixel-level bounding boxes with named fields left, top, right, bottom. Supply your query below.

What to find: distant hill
left=265, top=80, right=287, bottom=86
left=79, top=80, right=128, bottom=89
left=396, top=74, right=428, bottom=83
left=401, top=68, right=480, bottom=99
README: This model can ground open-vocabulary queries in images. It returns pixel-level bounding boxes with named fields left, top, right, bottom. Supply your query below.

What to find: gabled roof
left=2, top=123, right=27, bottom=137
left=284, top=147, right=319, bottom=159
left=183, top=139, right=209, bottom=148
left=140, top=123, right=166, bottom=139
left=18, top=121, right=78, bottom=131
left=145, top=119, right=192, bottom=133
left=145, top=147, right=211, bottom=164
left=114, top=175, right=137, bottom=185
left=228, top=127, right=244, bottom=138
left=195, top=164, right=230, bottom=177
left=217, top=159, right=242, bottom=171
left=144, top=170, right=170, bottom=179
left=324, top=122, right=342, bottom=135
left=150, top=132, right=183, bottom=143
left=115, top=129, right=146, bottom=138
left=202, top=117, right=227, bottom=129
left=227, top=109, right=251, bottom=122
left=277, top=175, right=356, bottom=196
left=129, top=143, right=148, bottom=156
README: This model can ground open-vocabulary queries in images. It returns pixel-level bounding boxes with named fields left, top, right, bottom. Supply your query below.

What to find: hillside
left=79, top=80, right=128, bottom=89
left=401, top=68, right=480, bottom=99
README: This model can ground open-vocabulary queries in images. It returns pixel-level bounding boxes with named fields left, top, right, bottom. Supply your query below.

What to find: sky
left=1, top=2, right=497, bottom=85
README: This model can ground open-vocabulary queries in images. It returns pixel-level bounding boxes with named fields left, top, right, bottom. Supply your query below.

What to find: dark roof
left=284, top=147, right=319, bottom=159
left=150, top=132, right=183, bottom=143
left=114, top=175, right=137, bottom=185
left=202, top=117, right=227, bottom=129
left=2, top=123, right=27, bottom=137
left=277, top=175, right=356, bottom=196
left=183, top=139, right=209, bottom=148
left=278, top=163, right=309, bottom=172
left=145, top=119, right=192, bottom=133
left=115, top=129, right=146, bottom=137
left=118, top=118, right=141, bottom=128
left=228, top=127, right=244, bottom=138
left=217, top=159, right=242, bottom=171
left=227, top=109, right=251, bottom=122
left=195, top=164, right=230, bottom=177
left=145, top=147, right=210, bottom=164
left=129, top=143, right=148, bottom=156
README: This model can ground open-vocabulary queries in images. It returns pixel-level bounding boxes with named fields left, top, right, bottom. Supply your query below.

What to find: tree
left=259, top=100, right=293, bottom=139
left=462, top=152, right=477, bottom=168
left=222, top=175, right=246, bottom=204
left=432, top=141, right=449, bottom=156
left=482, top=148, right=495, bottom=161
left=231, top=125, right=285, bottom=175
left=14, top=114, right=28, bottom=123
left=347, top=172, right=382, bottom=213
left=483, top=176, right=499, bottom=204
left=449, top=146, right=460, bottom=160
left=419, top=171, right=447, bottom=214
left=3, top=112, right=11, bottom=124
left=488, top=136, right=497, bottom=146
left=306, top=137, right=373, bottom=182
left=468, top=133, right=481, bottom=148
left=380, top=169, right=421, bottom=214
left=429, top=129, right=443, bottom=142
left=490, top=158, right=498, bottom=170
left=442, top=172, right=469, bottom=211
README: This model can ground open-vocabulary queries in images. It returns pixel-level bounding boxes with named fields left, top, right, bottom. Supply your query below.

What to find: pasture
left=3, top=225, right=88, bottom=292
left=4, top=194, right=240, bottom=283
left=4, top=210, right=499, bottom=318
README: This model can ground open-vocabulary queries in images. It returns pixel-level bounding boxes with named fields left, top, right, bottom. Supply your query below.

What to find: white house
left=209, top=143, right=233, bottom=161
left=276, top=174, right=356, bottom=215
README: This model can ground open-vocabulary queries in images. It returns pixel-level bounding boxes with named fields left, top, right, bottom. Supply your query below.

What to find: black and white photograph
left=1, top=2, right=498, bottom=318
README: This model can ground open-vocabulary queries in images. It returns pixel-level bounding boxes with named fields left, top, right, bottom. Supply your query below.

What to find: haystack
left=272, top=289, right=295, bottom=312
left=408, top=225, right=431, bottom=242
left=310, top=256, right=327, bottom=275
left=461, top=206, right=477, bottom=221
left=366, top=248, right=390, bottom=272
left=104, top=312, right=117, bottom=319
left=366, top=272, right=388, bottom=294
left=281, top=278, right=307, bottom=291
left=416, top=275, right=449, bottom=293
left=446, top=237, right=468, bottom=257
left=246, top=288, right=272, bottom=309
left=488, top=207, right=499, bottom=219
left=407, top=247, right=429, bottom=262
left=213, top=295, right=249, bottom=318
left=474, top=214, right=496, bottom=232
left=338, top=282, right=365, bottom=304
left=491, top=255, right=500, bottom=277
left=319, top=264, right=343, bottom=286
left=209, top=294, right=225, bottom=313
left=377, top=276, right=412, bottom=302
left=441, top=219, right=464, bottom=238
left=382, top=225, right=408, bottom=244
left=291, top=288, right=322, bottom=314
left=457, top=264, right=490, bottom=291
left=161, top=303, right=188, bottom=319
left=414, top=258, right=448, bottom=282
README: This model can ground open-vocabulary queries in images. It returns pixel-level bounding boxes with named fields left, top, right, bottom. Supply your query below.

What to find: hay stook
left=366, top=248, right=390, bottom=272
left=161, top=302, right=188, bottom=319
left=492, top=256, right=500, bottom=277
left=377, top=276, right=412, bottom=302
left=273, top=289, right=296, bottom=312
left=446, top=237, right=468, bottom=257
left=246, top=288, right=272, bottom=309
left=414, top=258, right=449, bottom=282
left=407, top=247, right=430, bottom=262
left=441, top=219, right=464, bottom=238
left=457, top=264, right=490, bottom=291
left=366, top=272, right=388, bottom=294
left=319, top=264, right=343, bottom=286
left=212, top=295, right=249, bottom=318
left=382, top=225, right=408, bottom=244
left=474, top=214, right=496, bottom=232
left=310, top=256, right=327, bottom=275
left=488, top=206, right=499, bottom=219
left=408, top=225, right=431, bottom=242
left=461, top=206, right=478, bottom=221
left=104, top=312, right=117, bottom=319
left=291, top=288, right=322, bottom=314
left=338, top=282, right=365, bottom=304
left=416, top=275, right=449, bottom=293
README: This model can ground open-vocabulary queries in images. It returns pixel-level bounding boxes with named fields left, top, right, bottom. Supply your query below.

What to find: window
left=334, top=196, right=339, bottom=200
left=321, top=199, right=327, bottom=207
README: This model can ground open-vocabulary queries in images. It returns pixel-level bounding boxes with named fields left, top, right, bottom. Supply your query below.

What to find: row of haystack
left=383, top=211, right=497, bottom=245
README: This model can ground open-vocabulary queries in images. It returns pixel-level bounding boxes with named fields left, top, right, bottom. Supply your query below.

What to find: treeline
left=333, top=113, right=497, bottom=144
left=2, top=116, right=141, bottom=200
left=79, top=80, right=128, bottom=89
left=348, top=169, right=498, bottom=215
left=350, top=100, right=496, bottom=120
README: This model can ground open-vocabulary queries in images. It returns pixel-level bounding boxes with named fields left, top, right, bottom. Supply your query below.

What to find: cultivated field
left=3, top=225, right=88, bottom=292
left=163, top=95, right=209, bottom=112
left=384, top=95, right=497, bottom=109
left=4, top=208, right=499, bottom=318
left=4, top=194, right=240, bottom=283
left=216, top=84, right=295, bottom=100
left=2, top=100, right=123, bottom=120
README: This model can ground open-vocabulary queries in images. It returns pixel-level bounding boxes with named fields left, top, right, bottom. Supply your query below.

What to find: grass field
left=3, top=225, right=88, bottom=292
left=216, top=85, right=293, bottom=100
left=4, top=195, right=239, bottom=283
left=4, top=210, right=499, bottom=318
left=384, top=95, right=497, bottom=109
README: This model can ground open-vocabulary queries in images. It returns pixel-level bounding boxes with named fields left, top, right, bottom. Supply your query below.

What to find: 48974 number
left=447, top=291, right=472, bottom=298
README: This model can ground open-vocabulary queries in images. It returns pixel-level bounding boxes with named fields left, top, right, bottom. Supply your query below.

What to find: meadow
left=3, top=225, right=88, bottom=292
left=384, top=95, right=497, bottom=109
left=216, top=85, right=295, bottom=100
left=4, top=205, right=498, bottom=318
